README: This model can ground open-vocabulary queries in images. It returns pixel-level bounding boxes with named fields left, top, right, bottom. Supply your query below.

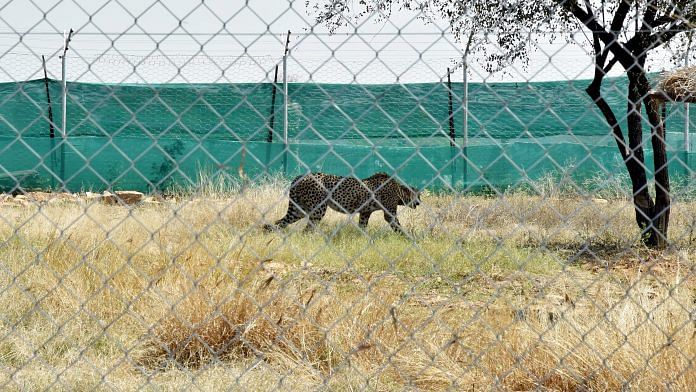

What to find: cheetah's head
left=399, top=184, right=421, bottom=209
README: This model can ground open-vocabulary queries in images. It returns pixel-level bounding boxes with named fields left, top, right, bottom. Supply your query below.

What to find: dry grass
left=657, top=66, right=696, bottom=102
left=0, top=183, right=694, bottom=391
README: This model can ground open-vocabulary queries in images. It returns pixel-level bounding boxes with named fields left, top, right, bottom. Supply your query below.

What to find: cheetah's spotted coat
left=264, top=172, right=420, bottom=234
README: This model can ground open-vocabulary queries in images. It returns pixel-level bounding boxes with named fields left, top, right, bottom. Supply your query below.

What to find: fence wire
left=0, top=0, right=695, bottom=391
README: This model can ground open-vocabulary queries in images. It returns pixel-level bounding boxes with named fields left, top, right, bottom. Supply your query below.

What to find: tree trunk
left=561, top=0, right=674, bottom=248
left=625, top=69, right=670, bottom=248
left=587, top=69, right=670, bottom=248
left=637, top=73, right=671, bottom=248
left=625, top=70, right=657, bottom=245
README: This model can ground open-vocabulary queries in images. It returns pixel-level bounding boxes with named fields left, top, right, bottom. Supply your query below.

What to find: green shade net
left=0, top=77, right=694, bottom=193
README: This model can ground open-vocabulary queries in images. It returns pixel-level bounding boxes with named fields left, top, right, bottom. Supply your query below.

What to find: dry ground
left=0, top=183, right=694, bottom=391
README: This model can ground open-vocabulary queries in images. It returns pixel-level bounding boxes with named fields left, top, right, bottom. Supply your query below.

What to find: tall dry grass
left=0, top=181, right=693, bottom=390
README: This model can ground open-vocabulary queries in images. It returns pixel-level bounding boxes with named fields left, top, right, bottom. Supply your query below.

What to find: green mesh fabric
left=0, top=77, right=694, bottom=192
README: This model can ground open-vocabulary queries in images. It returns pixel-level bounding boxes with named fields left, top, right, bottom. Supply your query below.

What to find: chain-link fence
left=0, top=0, right=694, bottom=390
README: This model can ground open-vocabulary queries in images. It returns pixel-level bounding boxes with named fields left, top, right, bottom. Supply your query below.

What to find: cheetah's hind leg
left=304, top=204, right=328, bottom=232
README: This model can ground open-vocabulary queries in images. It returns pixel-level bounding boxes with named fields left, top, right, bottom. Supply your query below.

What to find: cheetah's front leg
left=358, top=211, right=373, bottom=229
left=383, top=207, right=405, bottom=235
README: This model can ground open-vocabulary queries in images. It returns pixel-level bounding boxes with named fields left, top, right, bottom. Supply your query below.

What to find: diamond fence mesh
left=0, top=0, right=695, bottom=390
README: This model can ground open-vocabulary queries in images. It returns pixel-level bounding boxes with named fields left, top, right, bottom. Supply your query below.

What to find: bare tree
left=308, top=0, right=696, bottom=248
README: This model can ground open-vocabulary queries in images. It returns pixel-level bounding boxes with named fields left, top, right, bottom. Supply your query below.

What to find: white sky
left=0, top=0, right=685, bottom=84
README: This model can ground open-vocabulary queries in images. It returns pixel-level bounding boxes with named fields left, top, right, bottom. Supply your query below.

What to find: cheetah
left=263, top=172, right=421, bottom=234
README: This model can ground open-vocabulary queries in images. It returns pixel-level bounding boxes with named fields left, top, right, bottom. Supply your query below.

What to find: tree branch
left=593, top=33, right=607, bottom=66
left=584, top=0, right=606, bottom=66
left=622, top=21, right=689, bottom=53
left=647, top=22, right=689, bottom=49
left=642, top=1, right=658, bottom=28
left=559, top=0, right=636, bottom=69
left=603, top=55, right=619, bottom=74
left=582, top=0, right=594, bottom=16
left=652, top=14, right=679, bottom=27
left=610, top=1, right=632, bottom=34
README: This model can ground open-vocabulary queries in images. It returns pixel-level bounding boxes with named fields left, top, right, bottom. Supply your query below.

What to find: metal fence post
left=686, top=34, right=692, bottom=153
left=462, top=30, right=474, bottom=189
left=60, top=29, right=73, bottom=189
left=282, top=31, right=290, bottom=175
left=462, top=51, right=469, bottom=188
left=61, top=29, right=72, bottom=140
left=447, top=68, right=457, bottom=188
left=283, top=52, right=288, bottom=147
left=283, top=49, right=289, bottom=175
